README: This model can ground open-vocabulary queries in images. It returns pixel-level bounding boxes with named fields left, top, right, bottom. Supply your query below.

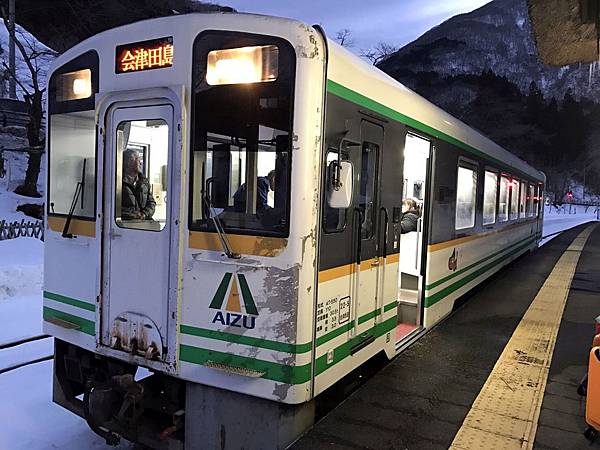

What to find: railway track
left=0, top=334, right=53, bottom=375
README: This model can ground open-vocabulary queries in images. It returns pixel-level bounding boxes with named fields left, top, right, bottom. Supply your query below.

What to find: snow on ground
left=0, top=143, right=45, bottom=223
left=0, top=361, right=133, bottom=450
left=0, top=233, right=133, bottom=449
left=0, top=193, right=597, bottom=448
left=0, top=239, right=43, bottom=344
left=540, top=205, right=600, bottom=246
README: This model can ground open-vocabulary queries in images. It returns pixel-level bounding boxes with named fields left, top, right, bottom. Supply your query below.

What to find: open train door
left=396, top=132, right=432, bottom=344
left=100, top=100, right=178, bottom=372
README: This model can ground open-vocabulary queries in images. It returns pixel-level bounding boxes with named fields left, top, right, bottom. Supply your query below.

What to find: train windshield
left=189, top=32, right=295, bottom=238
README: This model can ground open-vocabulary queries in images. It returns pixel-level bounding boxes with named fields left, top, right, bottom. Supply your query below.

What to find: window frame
left=47, top=50, right=100, bottom=221
left=509, top=176, right=520, bottom=221
left=483, top=168, right=498, bottom=226
left=498, top=174, right=510, bottom=223
left=455, top=159, right=478, bottom=231
left=519, top=180, right=527, bottom=219
left=526, top=183, right=535, bottom=218
left=358, top=140, right=381, bottom=240
left=114, top=118, right=168, bottom=232
left=188, top=30, right=296, bottom=238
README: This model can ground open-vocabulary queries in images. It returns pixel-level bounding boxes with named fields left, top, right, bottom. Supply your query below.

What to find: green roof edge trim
left=326, top=79, right=541, bottom=181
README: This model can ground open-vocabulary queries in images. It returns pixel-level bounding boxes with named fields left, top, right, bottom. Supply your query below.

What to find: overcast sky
left=224, top=0, right=492, bottom=52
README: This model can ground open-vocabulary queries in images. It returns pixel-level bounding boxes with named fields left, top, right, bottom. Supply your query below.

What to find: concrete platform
left=292, top=223, right=600, bottom=449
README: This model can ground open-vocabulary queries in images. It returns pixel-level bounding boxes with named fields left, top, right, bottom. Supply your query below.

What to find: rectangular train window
left=49, top=112, right=96, bottom=217
left=509, top=178, right=519, bottom=220
left=359, top=142, right=379, bottom=239
left=114, top=120, right=169, bottom=231
left=519, top=181, right=527, bottom=218
left=537, top=185, right=543, bottom=217
left=498, top=175, right=510, bottom=222
left=455, top=164, right=477, bottom=230
left=47, top=51, right=99, bottom=220
left=483, top=170, right=498, bottom=225
left=189, top=32, right=295, bottom=237
left=527, top=184, right=535, bottom=217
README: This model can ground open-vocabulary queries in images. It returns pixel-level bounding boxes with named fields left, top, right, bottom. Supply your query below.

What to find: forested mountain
left=379, top=0, right=600, bottom=197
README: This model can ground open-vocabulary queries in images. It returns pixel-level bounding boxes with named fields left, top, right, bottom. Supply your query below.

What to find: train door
left=397, top=133, right=431, bottom=341
left=101, top=103, right=175, bottom=367
left=350, top=121, right=383, bottom=336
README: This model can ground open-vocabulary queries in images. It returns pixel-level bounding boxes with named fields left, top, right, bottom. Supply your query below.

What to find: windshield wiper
left=202, top=179, right=240, bottom=259
left=62, top=159, right=86, bottom=239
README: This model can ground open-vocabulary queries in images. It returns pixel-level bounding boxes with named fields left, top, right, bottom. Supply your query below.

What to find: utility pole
left=8, top=0, right=16, bottom=99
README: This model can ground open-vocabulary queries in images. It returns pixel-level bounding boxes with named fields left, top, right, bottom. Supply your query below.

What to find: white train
left=43, top=12, right=545, bottom=449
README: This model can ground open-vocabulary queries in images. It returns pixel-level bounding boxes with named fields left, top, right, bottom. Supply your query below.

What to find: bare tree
left=335, top=29, right=354, bottom=48
left=360, top=42, right=399, bottom=65
left=1, top=6, right=57, bottom=197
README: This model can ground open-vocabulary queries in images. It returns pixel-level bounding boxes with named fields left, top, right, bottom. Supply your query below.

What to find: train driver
left=233, top=170, right=276, bottom=213
left=121, top=148, right=156, bottom=221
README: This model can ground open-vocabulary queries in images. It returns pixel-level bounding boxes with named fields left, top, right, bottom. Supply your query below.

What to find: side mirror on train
left=327, top=160, right=353, bottom=208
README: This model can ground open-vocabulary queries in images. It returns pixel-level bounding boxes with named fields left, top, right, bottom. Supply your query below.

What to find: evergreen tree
left=526, top=81, right=543, bottom=123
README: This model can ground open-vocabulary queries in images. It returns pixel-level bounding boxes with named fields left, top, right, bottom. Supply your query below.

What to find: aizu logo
left=209, top=273, right=258, bottom=329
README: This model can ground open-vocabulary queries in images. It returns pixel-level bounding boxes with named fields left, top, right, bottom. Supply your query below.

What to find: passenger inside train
left=400, top=198, right=421, bottom=234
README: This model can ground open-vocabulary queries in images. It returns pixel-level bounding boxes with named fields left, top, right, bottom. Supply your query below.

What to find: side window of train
left=359, top=142, right=380, bottom=239
left=455, top=162, right=478, bottom=230
left=519, top=181, right=527, bottom=218
left=498, top=175, right=510, bottom=222
left=509, top=177, right=519, bottom=220
left=483, top=169, right=498, bottom=225
left=527, top=183, right=535, bottom=217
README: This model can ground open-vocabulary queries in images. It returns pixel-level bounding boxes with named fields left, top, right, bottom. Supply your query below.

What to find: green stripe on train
left=180, top=345, right=312, bottom=384
left=181, top=301, right=399, bottom=354
left=180, top=315, right=398, bottom=384
left=326, top=80, right=541, bottom=181
left=425, top=238, right=534, bottom=308
left=315, top=315, right=397, bottom=376
left=180, top=325, right=313, bottom=354
left=426, top=235, right=536, bottom=291
left=43, top=306, right=95, bottom=336
left=43, top=291, right=96, bottom=312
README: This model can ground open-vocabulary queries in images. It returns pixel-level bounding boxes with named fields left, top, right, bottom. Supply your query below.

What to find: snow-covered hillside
left=381, top=0, right=599, bottom=100
left=0, top=22, right=55, bottom=98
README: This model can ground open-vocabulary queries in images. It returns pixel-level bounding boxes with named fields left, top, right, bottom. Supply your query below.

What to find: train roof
left=50, top=12, right=544, bottom=182
left=326, top=39, right=545, bottom=181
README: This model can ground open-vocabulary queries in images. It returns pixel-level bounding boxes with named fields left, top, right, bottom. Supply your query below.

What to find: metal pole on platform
left=8, top=0, right=16, bottom=99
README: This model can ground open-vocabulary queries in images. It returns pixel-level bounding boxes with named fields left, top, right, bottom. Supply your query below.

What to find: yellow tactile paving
left=450, top=224, right=598, bottom=450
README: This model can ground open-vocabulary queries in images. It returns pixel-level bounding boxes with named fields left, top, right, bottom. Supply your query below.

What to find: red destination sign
left=115, top=37, right=173, bottom=74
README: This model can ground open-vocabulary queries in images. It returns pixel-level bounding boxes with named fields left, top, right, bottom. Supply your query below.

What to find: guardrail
left=546, top=204, right=600, bottom=217
left=0, top=219, right=44, bottom=241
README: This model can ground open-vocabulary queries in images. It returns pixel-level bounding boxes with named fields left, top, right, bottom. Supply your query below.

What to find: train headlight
left=206, top=45, right=278, bottom=85
left=56, top=69, right=92, bottom=101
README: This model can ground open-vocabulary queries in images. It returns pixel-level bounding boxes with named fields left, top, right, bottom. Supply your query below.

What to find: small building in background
left=0, top=98, right=28, bottom=128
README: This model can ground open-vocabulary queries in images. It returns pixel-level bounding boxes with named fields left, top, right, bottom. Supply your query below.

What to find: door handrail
left=351, top=208, right=363, bottom=337
left=378, top=207, right=389, bottom=259
left=377, top=207, right=390, bottom=320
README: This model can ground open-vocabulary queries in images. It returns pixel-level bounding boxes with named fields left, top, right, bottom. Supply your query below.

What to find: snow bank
left=540, top=206, right=599, bottom=246
left=0, top=238, right=43, bottom=302
left=0, top=361, right=133, bottom=450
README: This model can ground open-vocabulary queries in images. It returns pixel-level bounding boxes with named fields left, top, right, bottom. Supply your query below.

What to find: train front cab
left=43, top=17, right=331, bottom=449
